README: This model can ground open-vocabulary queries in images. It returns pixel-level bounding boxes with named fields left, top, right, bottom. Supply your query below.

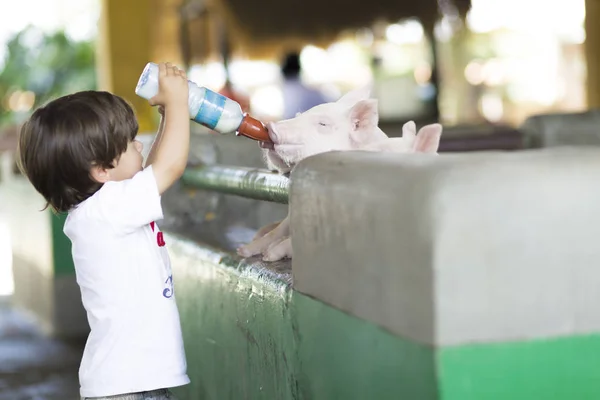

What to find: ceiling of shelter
left=178, top=0, right=471, bottom=61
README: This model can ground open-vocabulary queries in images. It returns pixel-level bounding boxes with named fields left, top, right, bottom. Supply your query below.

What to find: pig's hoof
left=262, top=237, right=292, bottom=262
left=262, top=253, right=285, bottom=262
left=237, top=246, right=253, bottom=258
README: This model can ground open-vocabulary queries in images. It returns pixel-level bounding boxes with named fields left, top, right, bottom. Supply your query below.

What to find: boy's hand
left=148, top=63, right=188, bottom=111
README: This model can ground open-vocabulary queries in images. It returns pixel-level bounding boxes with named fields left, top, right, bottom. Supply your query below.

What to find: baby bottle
left=135, top=62, right=271, bottom=142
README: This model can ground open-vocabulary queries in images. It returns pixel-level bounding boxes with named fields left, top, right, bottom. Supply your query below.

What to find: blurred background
left=0, top=0, right=589, bottom=131
left=0, top=0, right=598, bottom=398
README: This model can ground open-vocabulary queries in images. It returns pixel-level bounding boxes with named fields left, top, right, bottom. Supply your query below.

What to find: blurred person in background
left=280, top=52, right=328, bottom=119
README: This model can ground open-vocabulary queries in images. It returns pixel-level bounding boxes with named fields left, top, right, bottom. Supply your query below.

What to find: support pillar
left=97, top=0, right=158, bottom=133
left=585, top=0, right=600, bottom=108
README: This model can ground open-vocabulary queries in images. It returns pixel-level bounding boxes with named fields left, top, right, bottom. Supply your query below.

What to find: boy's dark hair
left=18, top=90, right=138, bottom=213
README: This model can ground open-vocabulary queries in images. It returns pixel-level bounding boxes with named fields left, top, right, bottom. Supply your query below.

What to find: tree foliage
left=0, top=25, right=97, bottom=127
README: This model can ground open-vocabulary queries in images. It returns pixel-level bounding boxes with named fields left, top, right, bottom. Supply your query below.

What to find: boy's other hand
left=148, top=63, right=188, bottom=111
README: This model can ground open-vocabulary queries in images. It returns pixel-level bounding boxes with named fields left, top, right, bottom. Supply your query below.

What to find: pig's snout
left=267, top=121, right=301, bottom=145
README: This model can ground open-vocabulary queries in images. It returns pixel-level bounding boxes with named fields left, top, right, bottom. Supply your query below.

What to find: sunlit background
left=0, top=0, right=587, bottom=123
left=187, top=0, right=587, bottom=124
left=0, top=0, right=590, bottom=295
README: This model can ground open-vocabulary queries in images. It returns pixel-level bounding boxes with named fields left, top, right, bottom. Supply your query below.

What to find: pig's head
left=260, top=86, right=388, bottom=174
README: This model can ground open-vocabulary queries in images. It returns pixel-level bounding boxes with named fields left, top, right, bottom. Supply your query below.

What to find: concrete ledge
left=521, top=110, right=600, bottom=148
left=290, top=147, right=600, bottom=346
left=166, top=233, right=434, bottom=400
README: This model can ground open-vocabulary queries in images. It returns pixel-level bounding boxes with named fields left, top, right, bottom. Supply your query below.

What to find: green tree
left=0, top=25, right=97, bottom=127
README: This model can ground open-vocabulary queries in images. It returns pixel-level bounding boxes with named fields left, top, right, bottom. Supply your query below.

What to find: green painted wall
left=168, top=234, right=600, bottom=400
left=439, top=334, right=600, bottom=400
left=50, top=211, right=74, bottom=276
left=169, top=238, right=436, bottom=400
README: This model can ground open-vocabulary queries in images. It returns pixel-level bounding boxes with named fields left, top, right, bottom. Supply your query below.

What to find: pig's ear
left=349, top=99, right=379, bottom=145
left=402, top=121, right=417, bottom=148
left=402, top=121, right=417, bottom=139
left=413, top=123, right=442, bottom=153
left=337, top=85, right=371, bottom=107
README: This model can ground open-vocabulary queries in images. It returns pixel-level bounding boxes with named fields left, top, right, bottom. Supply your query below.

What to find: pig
left=236, top=86, right=442, bottom=262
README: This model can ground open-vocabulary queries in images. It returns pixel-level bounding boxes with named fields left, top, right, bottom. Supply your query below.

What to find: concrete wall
left=168, top=235, right=436, bottom=400
left=520, top=110, right=600, bottom=148
left=291, top=147, right=600, bottom=347
left=169, top=143, right=600, bottom=399
left=3, top=179, right=87, bottom=338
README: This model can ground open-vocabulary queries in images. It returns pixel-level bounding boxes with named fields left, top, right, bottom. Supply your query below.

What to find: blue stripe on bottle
left=193, top=89, right=226, bottom=130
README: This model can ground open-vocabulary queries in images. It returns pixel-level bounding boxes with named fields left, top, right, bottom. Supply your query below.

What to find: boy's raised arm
left=144, top=106, right=165, bottom=168
left=146, top=63, right=190, bottom=195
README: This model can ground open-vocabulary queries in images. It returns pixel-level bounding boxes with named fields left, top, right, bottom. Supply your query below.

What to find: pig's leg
left=237, top=215, right=290, bottom=257
left=262, top=237, right=292, bottom=262
left=253, top=220, right=282, bottom=240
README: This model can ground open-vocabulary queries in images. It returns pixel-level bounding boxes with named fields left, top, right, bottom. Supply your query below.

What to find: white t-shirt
left=63, top=166, right=190, bottom=397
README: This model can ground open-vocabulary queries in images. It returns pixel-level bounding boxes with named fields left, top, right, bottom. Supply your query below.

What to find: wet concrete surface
left=0, top=296, right=84, bottom=400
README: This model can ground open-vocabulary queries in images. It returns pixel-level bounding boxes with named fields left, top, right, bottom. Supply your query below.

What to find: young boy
left=18, top=62, right=191, bottom=399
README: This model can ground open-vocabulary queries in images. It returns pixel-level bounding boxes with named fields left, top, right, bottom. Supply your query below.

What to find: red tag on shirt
left=157, top=232, right=165, bottom=247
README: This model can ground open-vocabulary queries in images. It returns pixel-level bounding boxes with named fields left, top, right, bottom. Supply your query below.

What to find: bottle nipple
left=237, top=115, right=272, bottom=142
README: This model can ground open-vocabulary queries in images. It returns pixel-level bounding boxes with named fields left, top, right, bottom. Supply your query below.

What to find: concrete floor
left=0, top=296, right=83, bottom=400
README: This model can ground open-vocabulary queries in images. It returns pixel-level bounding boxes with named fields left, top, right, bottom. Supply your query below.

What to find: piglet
left=237, top=86, right=443, bottom=262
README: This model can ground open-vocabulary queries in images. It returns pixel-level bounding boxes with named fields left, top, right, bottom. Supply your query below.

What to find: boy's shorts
left=82, top=389, right=177, bottom=400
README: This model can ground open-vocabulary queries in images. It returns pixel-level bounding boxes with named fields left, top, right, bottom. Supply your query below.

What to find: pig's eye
left=316, top=118, right=333, bottom=130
